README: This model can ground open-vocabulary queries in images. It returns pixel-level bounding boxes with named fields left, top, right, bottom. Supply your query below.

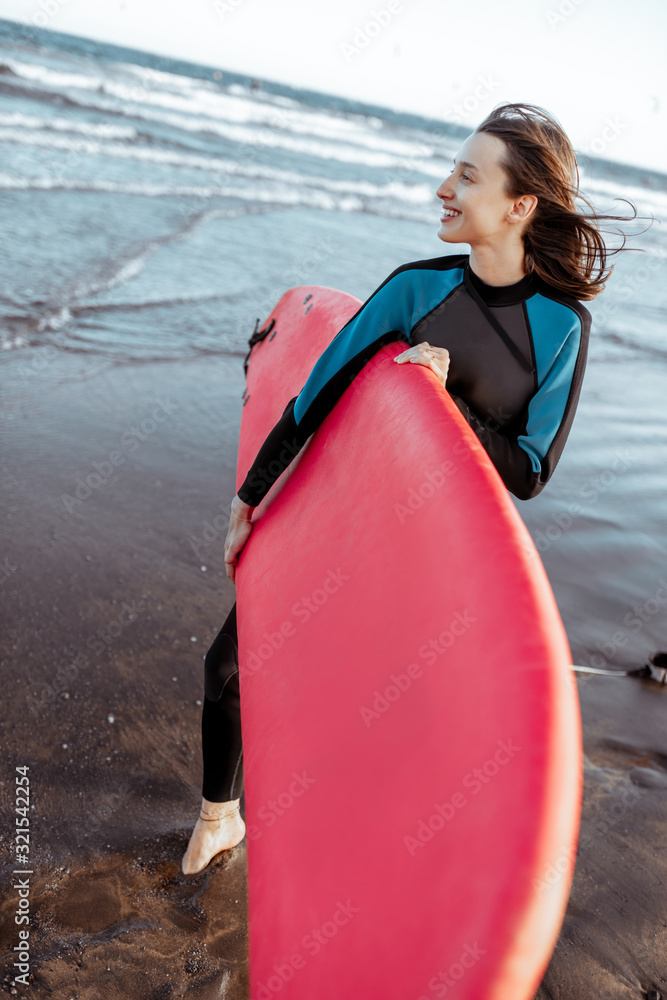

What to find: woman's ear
left=508, top=194, right=538, bottom=225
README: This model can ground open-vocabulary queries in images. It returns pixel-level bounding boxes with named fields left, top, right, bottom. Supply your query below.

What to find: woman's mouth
left=440, top=207, right=462, bottom=222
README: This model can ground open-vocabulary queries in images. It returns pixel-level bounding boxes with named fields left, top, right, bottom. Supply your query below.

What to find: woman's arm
left=235, top=264, right=450, bottom=506
left=236, top=395, right=307, bottom=506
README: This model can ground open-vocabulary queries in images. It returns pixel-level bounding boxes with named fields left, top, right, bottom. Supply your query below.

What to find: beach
left=1, top=18, right=667, bottom=999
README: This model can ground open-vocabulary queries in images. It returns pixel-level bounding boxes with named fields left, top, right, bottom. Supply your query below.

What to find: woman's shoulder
left=531, top=274, right=593, bottom=337
left=388, top=252, right=469, bottom=278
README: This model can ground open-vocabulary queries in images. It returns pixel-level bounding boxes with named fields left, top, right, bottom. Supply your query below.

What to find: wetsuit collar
left=464, top=258, right=540, bottom=306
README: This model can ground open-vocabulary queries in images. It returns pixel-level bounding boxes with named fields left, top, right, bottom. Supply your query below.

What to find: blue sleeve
left=517, top=325, right=584, bottom=474
left=519, top=295, right=590, bottom=490
left=293, top=266, right=446, bottom=429
left=237, top=265, right=449, bottom=505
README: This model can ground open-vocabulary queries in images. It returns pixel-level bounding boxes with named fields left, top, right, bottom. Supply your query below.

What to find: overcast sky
left=2, top=0, right=666, bottom=173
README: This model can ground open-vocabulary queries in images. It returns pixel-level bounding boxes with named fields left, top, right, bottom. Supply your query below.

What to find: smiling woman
left=182, top=102, right=647, bottom=876
left=435, top=131, right=539, bottom=287
left=437, top=104, right=640, bottom=298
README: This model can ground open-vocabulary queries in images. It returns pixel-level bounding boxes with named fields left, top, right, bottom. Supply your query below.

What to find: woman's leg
left=182, top=601, right=246, bottom=874
left=201, top=601, right=244, bottom=802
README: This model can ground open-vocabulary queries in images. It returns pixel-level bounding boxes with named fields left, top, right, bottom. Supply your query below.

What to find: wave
left=1, top=26, right=665, bottom=371
left=2, top=61, right=665, bottom=222
left=0, top=171, right=437, bottom=233
left=0, top=109, right=136, bottom=139
left=0, top=125, right=436, bottom=204
left=0, top=56, right=444, bottom=161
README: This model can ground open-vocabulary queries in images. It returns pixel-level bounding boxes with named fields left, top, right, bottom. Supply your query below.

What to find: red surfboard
left=235, top=286, right=582, bottom=1000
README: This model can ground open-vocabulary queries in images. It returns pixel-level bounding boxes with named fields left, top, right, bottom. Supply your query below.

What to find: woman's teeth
left=441, top=209, right=461, bottom=219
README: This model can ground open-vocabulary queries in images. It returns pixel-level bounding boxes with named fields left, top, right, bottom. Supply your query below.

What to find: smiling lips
left=440, top=206, right=462, bottom=220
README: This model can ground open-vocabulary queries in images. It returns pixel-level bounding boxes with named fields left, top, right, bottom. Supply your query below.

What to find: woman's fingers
left=394, top=342, right=449, bottom=363
left=224, top=519, right=253, bottom=584
left=394, top=343, right=449, bottom=387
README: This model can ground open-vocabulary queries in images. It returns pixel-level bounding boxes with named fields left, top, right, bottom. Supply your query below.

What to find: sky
left=2, top=0, right=666, bottom=173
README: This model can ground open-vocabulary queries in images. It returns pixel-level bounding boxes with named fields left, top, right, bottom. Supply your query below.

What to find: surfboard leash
left=571, top=651, right=667, bottom=683
left=243, top=316, right=277, bottom=377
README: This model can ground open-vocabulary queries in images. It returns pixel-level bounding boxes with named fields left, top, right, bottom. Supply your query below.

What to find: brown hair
left=475, top=102, right=648, bottom=301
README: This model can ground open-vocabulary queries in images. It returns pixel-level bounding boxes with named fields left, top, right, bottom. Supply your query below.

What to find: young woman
left=181, top=102, right=638, bottom=875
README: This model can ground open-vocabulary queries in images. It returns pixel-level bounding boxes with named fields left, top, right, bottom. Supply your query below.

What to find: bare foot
left=181, top=797, right=246, bottom=875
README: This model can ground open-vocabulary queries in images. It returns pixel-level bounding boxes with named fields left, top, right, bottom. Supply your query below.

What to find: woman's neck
left=468, top=247, right=526, bottom=287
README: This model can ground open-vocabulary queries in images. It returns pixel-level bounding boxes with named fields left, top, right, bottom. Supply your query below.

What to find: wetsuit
left=201, top=252, right=592, bottom=802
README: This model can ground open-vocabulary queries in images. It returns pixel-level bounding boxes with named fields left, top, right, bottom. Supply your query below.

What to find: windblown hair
left=475, top=102, right=647, bottom=301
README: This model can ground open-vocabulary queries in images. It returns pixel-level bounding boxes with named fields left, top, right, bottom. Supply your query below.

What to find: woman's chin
left=437, top=227, right=463, bottom=245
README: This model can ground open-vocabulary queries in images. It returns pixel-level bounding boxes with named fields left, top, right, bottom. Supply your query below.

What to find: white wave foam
left=0, top=171, right=430, bottom=222
left=2, top=58, right=105, bottom=94
left=0, top=110, right=136, bottom=139
left=1, top=332, right=28, bottom=351
left=0, top=127, right=436, bottom=203
left=3, top=55, right=439, bottom=161
left=0, top=108, right=454, bottom=183
left=36, top=305, right=71, bottom=332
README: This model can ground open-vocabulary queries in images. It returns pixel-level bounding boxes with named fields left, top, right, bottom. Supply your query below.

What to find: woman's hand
left=393, top=341, right=450, bottom=388
left=224, top=496, right=255, bottom=585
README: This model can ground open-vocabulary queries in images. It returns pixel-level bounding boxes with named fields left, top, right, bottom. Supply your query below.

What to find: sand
left=1, top=353, right=666, bottom=999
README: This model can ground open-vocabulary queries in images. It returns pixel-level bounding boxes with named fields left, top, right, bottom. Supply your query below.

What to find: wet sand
left=1, top=353, right=666, bottom=999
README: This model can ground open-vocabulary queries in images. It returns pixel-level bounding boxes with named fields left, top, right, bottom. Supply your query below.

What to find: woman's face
left=436, top=130, right=532, bottom=248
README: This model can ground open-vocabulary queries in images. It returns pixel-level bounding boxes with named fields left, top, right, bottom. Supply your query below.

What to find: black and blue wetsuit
left=201, top=252, right=591, bottom=802
left=237, top=252, right=591, bottom=506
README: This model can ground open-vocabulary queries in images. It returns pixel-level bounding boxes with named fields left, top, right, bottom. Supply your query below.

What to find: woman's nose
left=436, top=178, right=452, bottom=199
